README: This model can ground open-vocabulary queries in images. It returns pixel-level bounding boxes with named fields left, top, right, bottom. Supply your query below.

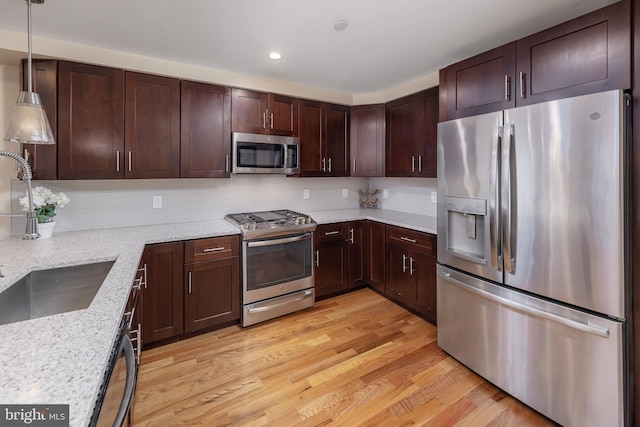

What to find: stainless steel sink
left=0, top=260, right=115, bottom=326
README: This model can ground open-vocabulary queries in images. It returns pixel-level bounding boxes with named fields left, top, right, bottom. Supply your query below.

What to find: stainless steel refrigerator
left=436, top=89, right=630, bottom=427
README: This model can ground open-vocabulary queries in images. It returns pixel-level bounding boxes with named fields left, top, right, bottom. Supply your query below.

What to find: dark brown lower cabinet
left=347, top=221, right=366, bottom=289
left=314, top=223, right=349, bottom=298
left=385, top=225, right=437, bottom=324
left=366, top=221, right=386, bottom=293
left=184, top=253, right=240, bottom=333
left=141, top=241, right=184, bottom=345
left=141, top=235, right=241, bottom=347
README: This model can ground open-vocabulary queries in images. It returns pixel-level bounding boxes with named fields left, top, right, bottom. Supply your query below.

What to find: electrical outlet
left=342, top=189, right=348, bottom=198
left=303, top=189, right=310, bottom=199
left=383, top=189, right=389, bottom=199
left=153, top=195, right=162, bottom=209
left=431, top=191, right=437, bottom=203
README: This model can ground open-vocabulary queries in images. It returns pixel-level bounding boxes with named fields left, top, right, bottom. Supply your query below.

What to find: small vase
left=37, top=221, right=56, bottom=239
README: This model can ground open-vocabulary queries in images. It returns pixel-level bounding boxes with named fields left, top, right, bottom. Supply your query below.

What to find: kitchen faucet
left=0, top=150, right=39, bottom=239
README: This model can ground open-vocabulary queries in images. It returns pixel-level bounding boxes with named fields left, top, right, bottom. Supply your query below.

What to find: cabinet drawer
left=386, top=225, right=436, bottom=256
left=185, top=235, right=239, bottom=263
left=315, top=223, right=348, bottom=242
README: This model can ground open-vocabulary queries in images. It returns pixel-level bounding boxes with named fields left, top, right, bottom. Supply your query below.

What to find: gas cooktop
left=225, top=209, right=316, bottom=240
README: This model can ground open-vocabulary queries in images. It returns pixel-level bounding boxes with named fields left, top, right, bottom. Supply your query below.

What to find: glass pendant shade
left=4, top=91, right=55, bottom=144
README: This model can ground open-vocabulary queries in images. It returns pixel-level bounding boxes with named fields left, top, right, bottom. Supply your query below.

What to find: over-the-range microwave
left=231, top=132, right=300, bottom=174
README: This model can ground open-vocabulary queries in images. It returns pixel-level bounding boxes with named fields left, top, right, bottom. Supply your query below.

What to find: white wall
left=10, top=175, right=436, bottom=235
left=0, top=65, right=19, bottom=239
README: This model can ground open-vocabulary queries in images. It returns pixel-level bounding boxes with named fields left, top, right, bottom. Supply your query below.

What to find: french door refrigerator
left=436, top=89, right=630, bottom=427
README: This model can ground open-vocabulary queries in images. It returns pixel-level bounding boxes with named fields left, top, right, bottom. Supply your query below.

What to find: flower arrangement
left=19, top=186, right=70, bottom=224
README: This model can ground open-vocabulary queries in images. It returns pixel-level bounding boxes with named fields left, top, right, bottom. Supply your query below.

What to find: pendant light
left=3, top=0, right=55, bottom=145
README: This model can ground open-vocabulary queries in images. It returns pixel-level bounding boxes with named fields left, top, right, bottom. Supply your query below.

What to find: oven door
left=243, top=232, right=314, bottom=304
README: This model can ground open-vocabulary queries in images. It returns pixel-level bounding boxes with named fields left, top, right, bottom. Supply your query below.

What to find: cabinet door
left=325, top=103, right=350, bottom=177
left=415, top=251, right=437, bottom=325
left=231, top=88, right=268, bottom=134
left=58, top=62, right=125, bottom=179
left=348, top=221, right=366, bottom=288
left=385, top=91, right=425, bottom=177
left=184, top=257, right=240, bottom=332
left=22, top=59, right=57, bottom=180
left=350, top=104, right=385, bottom=177
left=267, top=93, right=297, bottom=136
left=181, top=81, right=231, bottom=178
left=385, top=243, right=416, bottom=308
left=444, top=43, right=516, bottom=120
left=141, top=241, right=184, bottom=344
left=125, top=72, right=180, bottom=178
left=366, top=221, right=386, bottom=293
left=422, top=89, right=438, bottom=178
left=315, top=239, right=348, bottom=298
left=515, top=0, right=630, bottom=106
left=298, top=99, right=324, bottom=176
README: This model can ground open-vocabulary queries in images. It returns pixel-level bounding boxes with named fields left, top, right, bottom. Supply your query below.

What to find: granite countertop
left=0, top=209, right=435, bottom=426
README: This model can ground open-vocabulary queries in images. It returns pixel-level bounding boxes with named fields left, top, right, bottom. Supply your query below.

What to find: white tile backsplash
left=11, top=175, right=436, bottom=235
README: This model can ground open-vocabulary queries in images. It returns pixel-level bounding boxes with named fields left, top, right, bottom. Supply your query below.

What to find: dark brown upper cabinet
left=231, top=88, right=297, bottom=136
left=58, top=62, right=125, bottom=179
left=442, top=0, right=630, bottom=120
left=125, top=72, right=181, bottom=178
left=350, top=104, right=385, bottom=177
left=515, top=0, right=630, bottom=106
left=444, top=44, right=516, bottom=120
left=385, top=87, right=438, bottom=178
left=180, top=81, right=231, bottom=178
left=21, top=60, right=58, bottom=180
left=298, top=99, right=350, bottom=177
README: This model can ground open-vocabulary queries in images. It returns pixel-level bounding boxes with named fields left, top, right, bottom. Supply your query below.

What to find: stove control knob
left=297, top=217, right=304, bottom=224
left=306, top=216, right=313, bottom=224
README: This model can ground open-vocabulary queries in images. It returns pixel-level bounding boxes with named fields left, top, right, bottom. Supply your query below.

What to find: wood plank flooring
left=132, top=288, right=556, bottom=426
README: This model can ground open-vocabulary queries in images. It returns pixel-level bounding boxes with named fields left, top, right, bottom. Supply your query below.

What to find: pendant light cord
left=27, top=0, right=32, bottom=93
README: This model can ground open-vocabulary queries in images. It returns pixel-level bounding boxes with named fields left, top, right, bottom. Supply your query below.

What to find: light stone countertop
left=0, top=209, right=435, bottom=427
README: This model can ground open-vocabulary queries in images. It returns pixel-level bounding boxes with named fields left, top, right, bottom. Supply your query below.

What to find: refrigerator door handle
left=438, top=271, right=610, bottom=338
left=502, top=123, right=516, bottom=273
left=489, top=125, right=502, bottom=270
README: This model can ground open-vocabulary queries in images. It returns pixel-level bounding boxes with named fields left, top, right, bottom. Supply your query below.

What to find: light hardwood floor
left=132, top=288, right=555, bottom=426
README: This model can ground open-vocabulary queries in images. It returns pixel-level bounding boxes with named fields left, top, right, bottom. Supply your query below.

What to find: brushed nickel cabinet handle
left=315, top=250, right=320, bottom=267
left=116, top=150, right=120, bottom=172
left=270, top=113, right=274, bottom=130
left=504, top=75, right=510, bottom=101
left=402, top=254, right=408, bottom=273
left=325, top=230, right=340, bottom=236
left=349, top=228, right=354, bottom=244
left=411, top=156, right=416, bottom=172
left=519, top=72, right=526, bottom=99
left=400, top=236, right=417, bottom=243
left=203, top=247, right=225, bottom=253
left=225, top=154, right=229, bottom=173
left=188, top=271, right=192, bottom=294
left=262, top=112, right=267, bottom=129
left=418, top=155, right=422, bottom=172
left=128, top=151, right=132, bottom=172
left=322, top=157, right=326, bottom=172
left=328, top=158, right=332, bottom=173
left=410, top=257, right=415, bottom=276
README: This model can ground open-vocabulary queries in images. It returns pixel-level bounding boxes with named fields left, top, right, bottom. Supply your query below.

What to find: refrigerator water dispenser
left=445, top=196, right=487, bottom=264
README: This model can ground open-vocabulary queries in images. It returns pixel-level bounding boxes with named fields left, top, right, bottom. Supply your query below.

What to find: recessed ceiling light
left=334, top=20, right=349, bottom=31
left=268, top=52, right=282, bottom=60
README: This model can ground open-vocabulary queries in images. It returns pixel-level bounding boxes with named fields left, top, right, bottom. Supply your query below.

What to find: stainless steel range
left=225, top=209, right=317, bottom=327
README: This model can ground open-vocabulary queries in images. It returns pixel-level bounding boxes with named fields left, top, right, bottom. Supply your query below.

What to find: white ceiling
left=0, top=0, right=618, bottom=95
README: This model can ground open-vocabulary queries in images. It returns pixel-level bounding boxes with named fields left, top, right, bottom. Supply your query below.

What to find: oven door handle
left=246, top=289, right=313, bottom=313
left=113, top=335, right=137, bottom=427
left=247, top=233, right=312, bottom=248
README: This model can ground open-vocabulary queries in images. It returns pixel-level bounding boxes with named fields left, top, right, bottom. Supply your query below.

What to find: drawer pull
left=400, top=236, right=417, bottom=243
left=324, top=231, right=340, bottom=236
left=203, top=247, right=225, bottom=253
